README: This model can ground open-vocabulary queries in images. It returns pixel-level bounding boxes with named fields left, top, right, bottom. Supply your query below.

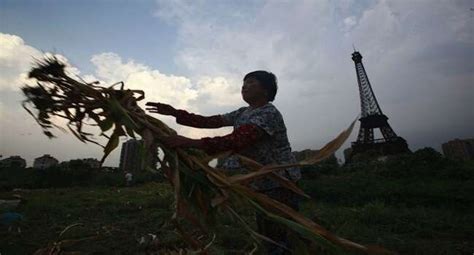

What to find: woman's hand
left=145, top=102, right=177, bottom=116
left=162, top=135, right=203, bottom=149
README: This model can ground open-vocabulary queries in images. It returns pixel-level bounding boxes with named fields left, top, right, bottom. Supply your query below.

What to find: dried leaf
left=300, top=118, right=357, bottom=165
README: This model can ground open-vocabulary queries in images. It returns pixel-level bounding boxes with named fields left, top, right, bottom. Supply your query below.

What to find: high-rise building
left=442, top=138, right=474, bottom=161
left=119, top=139, right=157, bottom=172
left=33, top=154, right=59, bottom=169
left=120, top=139, right=141, bottom=172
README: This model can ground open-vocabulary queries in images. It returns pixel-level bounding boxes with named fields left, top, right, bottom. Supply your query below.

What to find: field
left=1, top=149, right=473, bottom=254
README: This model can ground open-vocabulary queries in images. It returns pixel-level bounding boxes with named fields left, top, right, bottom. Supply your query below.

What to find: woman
left=146, top=70, right=301, bottom=254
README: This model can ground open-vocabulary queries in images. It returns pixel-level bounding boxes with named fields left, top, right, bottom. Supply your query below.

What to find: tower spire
left=348, top=50, right=410, bottom=161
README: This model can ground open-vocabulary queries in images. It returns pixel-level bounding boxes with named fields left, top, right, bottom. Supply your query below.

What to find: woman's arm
left=201, top=124, right=264, bottom=154
left=175, top=110, right=231, bottom=128
left=146, top=102, right=232, bottom=128
left=163, top=124, right=265, bottom=154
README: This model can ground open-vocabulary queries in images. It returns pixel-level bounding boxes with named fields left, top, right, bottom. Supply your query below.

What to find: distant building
left=442, top=138, right=474, bottom=161
left=102, top=166, right=119, bottom=172
left=119, top=139, right=157, bottom=172
left=82, top=158, right=101, bottom=168
left=120, top=139, right=141, bottom=172
left=33, top=154, right=59, bottom=169
left=60, top=158, right=101, bottom=170
left=0, top=156, right=27, bottom=168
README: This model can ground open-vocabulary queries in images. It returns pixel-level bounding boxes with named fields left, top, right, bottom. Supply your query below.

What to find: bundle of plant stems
left=22, top=56, right=394, bottom=254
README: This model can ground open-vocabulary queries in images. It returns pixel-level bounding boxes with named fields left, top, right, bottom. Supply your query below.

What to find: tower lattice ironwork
left=349, top=51, right=410, bottom=160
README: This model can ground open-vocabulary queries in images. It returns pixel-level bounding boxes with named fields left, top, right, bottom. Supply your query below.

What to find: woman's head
left=242, top=71, right=278, bottom=104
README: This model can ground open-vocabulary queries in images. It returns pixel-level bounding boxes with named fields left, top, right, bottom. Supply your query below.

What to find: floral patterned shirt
left=221, top=103, right=301, bottom=190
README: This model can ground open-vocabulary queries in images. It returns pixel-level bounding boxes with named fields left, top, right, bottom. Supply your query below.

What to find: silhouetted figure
left=146, top=71, right=301, bottom=254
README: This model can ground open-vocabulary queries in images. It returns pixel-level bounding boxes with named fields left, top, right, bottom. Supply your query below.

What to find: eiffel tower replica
left=347, top=51, right=410, bottom=161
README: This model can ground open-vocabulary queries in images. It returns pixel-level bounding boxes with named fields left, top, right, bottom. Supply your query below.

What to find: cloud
left=91, top=52, right=197, bottom=110
left=0, top=33, right=42, bottom=91
left=0, top=33, right=114, bottom=165
left=0, top=33, right=237, bottom=165
left=343, top=16, right=357, bottom=30
left=1, top=0, right=472, bottom=166
left=89, top=52, right=237, bottom=138
left=193, top=76, right=241, bottom=106
left=153, top=0, right=474, bottom=152
left=0, top=33, right=96, bottom=91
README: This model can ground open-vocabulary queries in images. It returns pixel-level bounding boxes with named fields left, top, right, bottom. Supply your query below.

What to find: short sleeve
left=247, top=107, right=281, bottom=137
left=220, top=107, right=247, bottom=125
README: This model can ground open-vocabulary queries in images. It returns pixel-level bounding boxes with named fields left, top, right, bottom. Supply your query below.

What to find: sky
left=1, top=0, right=473, bottom=167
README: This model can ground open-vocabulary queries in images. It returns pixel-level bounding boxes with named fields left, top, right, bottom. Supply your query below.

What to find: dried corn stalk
left=22, top=56, right=395, bottom=254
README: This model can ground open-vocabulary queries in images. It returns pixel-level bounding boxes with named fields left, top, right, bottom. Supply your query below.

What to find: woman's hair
left=244, top=70, right=278, bottom=101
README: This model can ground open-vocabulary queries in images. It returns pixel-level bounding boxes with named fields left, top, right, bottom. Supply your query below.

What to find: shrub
left=0, top=166, right=165, bottom=190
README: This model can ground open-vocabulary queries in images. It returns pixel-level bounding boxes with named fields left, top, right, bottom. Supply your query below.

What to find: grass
left=1, top=183, right=174, bottom=254
left=0, top=182, right=257, bottom=254
left=1, top=151, right=473, bottom=254
left=297, top=152, right=474, bottom=254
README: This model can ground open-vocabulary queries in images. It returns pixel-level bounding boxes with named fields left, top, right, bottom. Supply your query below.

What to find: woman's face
left=242, top=77, right=267, bottom=104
